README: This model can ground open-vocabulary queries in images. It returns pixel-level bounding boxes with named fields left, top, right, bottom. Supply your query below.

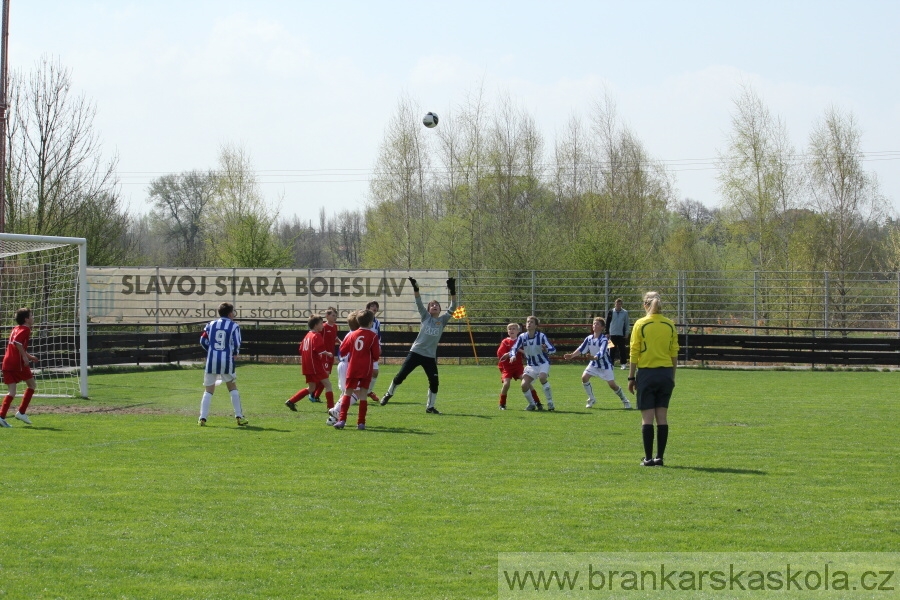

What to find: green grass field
left=0, top=364, right=897, bottom=599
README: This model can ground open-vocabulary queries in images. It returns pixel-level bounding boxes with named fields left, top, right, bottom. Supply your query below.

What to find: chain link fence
left=447, top=269, right=900, bottom=335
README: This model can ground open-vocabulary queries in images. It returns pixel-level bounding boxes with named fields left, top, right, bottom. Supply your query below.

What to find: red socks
left=325, top=391, right=335, bottom=409
left=499, top=393, right=507, bottom=408
left=288, top=388, right=310, bottom=403
left=19, top=388, right=34, bottom=413
left=338, top=395, right=351, bottom=421
left=0, top=395, right=12, bottom=418
left=358, top=399, right=368, bottom=426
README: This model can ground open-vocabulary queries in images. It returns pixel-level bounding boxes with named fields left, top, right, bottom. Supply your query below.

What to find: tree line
left=5, top=58, right=900, bottom=277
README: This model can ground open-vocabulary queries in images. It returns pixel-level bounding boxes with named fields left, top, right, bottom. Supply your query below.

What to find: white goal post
left=0, top=233, right=88, bottom=398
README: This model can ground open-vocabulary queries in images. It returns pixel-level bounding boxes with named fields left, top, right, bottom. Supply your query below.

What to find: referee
left=627, top=291, right=679, bottom=467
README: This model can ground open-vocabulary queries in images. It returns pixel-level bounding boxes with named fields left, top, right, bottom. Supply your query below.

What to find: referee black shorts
left=635, top=367, right=675, bottom=410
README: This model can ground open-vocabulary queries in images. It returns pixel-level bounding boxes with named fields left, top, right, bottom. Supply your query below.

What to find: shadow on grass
left=236, top=425, right=293, bottom=433
left=362, top=426, right=433, bottom=435
left=438, top=412, right=495, bottom=419
left=14, top=426, right=65, bottom=432
left=666, top=465, right=768, bottom=475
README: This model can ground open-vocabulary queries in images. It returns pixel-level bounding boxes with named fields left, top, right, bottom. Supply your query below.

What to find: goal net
left=0, top=234, right=88, bottom=397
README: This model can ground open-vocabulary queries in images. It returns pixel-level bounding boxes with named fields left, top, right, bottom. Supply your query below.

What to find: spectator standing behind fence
left=627, top=292, right=679, bottom=467
left=606, top=298, right=631, bottom=370
left=380, top=277, right=457, bottom=414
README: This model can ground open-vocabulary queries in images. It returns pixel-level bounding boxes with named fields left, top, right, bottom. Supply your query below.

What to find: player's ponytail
left=643, top=291, right=662, bottom=315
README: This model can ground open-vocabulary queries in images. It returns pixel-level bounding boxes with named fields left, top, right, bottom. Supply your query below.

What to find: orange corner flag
left=452, top=305, right=467, bottom=319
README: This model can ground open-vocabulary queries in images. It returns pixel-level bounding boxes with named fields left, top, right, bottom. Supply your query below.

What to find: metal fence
left=449, top=269, right=900, bottom=335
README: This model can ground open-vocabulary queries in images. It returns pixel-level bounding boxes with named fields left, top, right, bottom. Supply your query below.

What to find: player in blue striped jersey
left=564, top=317, right=631, bottom=409
left=365, top=300, right=382, bottom=403
left=502, top=316, right=556, bottom=411
left=198, top=302, right=248, bottom=427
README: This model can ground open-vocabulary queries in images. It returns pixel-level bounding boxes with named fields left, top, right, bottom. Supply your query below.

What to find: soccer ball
left=423, top=112, right=439, bottom=128
left=326, top=415, right=337, bottom=426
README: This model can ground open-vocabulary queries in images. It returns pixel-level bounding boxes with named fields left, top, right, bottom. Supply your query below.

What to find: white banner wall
left=87, top=268, right=451, bottom=324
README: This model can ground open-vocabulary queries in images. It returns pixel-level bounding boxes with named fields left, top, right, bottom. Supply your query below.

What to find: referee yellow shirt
left=629, top=314, right=679, bottom=368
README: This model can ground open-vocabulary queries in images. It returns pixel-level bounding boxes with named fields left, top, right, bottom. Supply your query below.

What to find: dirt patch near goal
left=37, top=403, right=173, bottom=415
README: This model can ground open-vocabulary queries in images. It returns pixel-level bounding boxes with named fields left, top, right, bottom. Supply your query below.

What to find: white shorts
left=523, top=363, right=550, bottom=380
left=338, top=361, right=348, bottom=393
left=582, top=364, right=616, bottom=382
left=204, top=372, right=236, bottom=387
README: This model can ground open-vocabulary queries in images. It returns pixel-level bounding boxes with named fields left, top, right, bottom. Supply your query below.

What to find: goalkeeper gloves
left=408, top=277, right=419, bottom=293
left=447, top=277, right=456, bottom=296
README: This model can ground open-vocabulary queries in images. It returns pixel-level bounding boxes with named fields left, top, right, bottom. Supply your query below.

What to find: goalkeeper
left=379, top=277, right=457, bottom=414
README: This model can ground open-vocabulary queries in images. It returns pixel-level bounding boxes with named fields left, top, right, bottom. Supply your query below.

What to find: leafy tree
left=210, top=144, right=293, bottom=268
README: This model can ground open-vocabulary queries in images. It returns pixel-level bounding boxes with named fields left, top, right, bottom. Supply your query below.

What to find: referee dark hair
left=627, top=291, right=679, bottom=467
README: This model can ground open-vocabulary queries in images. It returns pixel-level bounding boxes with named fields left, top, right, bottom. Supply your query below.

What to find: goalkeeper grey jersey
left=409, top=295, right=457, bottom=358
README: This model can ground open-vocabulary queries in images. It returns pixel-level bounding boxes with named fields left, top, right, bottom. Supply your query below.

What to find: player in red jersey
left=1, top=308, right=38, bottom=427
left=285, top=315, right=334, bottom=410
left=496, top=322, right=540, bottom=410
left=333, top=309, right=380, bottom=430
left=308, top=306, right=339, bottom=403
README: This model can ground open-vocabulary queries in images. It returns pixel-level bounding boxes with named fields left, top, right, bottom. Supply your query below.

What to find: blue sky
left=12, top=1, right=900, bottom=220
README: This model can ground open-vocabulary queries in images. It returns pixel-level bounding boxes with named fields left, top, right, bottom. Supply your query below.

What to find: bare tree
left=276, top=213, right=325, bottom=267
left=326, top=208, right=364, bottom=268
left=553, top=114, right=596, bottom=245
left=5, top=56, right=132, bottom=263
left=587, top=94, right=675, bottom=267
left=365, top=95, right=433, bottom=269
left=453, top=83, right=491, bottom=269
left=148, top=171, right=217, bottom=266
left=717, top=86, right=802, bottom=271
left=482, top=94, right=551, bottom=269
left=807, top=107, right=889, bottom=328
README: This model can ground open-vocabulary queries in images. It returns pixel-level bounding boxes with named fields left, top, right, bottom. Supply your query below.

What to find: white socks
left=201, top=389, right=244, bottom=419
left=200, top=392, right=212, bottom=420
left=426, top=390, right=436, bottom=409
left=583, top=382, right=596, bottom=402
left=230, top=389, right=243, bottom=417
left=542, top=382, right=553, bottom=403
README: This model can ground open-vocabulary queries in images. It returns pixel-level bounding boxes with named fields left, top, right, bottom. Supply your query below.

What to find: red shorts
left=304, top=374, right=326, bottom=384
left=345, top=377, right=372, bottom=392
left=499, top=366, right=523, bottom=381
left=324, top=362, right=334, bottom=376
left=2, top=367, right=33, bottom=384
